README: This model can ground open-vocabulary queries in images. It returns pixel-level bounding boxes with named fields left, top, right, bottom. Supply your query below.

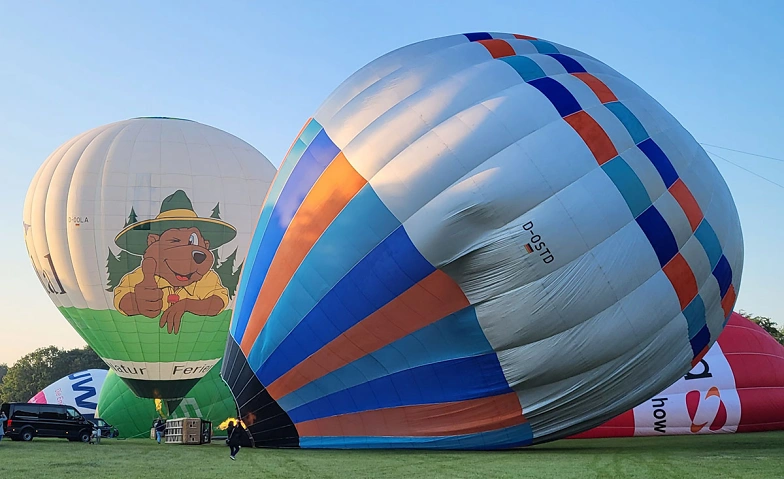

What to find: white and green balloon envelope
left=23, top=117, right=276, bottom=403
left=96, top=361, right=237, bottom=438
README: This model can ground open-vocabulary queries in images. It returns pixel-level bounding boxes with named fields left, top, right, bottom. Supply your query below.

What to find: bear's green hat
left=114, top=190, right=236, bottom=255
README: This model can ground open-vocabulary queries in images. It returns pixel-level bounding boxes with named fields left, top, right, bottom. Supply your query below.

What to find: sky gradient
left=1, top=1, right=782, bottom=365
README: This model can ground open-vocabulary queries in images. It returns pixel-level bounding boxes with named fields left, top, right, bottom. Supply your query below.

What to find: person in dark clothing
left=227, top=421, right=244, bottom=460
left=154, top=418, right=166, bottom=444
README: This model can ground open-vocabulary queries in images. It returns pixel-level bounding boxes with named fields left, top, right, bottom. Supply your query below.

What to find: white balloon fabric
left=24, top=117, right=276, bottom=403
left=29, top=369, right=108, bottom=419
left=574, top=313, right=784, bottom=437
left=224, top=32, right=744, bottom=449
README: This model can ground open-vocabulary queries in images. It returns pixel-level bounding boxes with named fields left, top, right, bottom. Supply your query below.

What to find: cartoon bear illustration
left=112, top=190, right=236, bottom=334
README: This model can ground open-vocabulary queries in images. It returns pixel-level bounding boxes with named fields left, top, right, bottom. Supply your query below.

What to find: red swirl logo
left=686, top=386, right=727, bottom=433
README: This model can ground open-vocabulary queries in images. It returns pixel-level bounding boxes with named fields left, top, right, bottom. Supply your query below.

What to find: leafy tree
left=59, top=345, right=108, bottom=372
left=1, top=346, right=65, bottom=402
left=738, top=310, right=784, bottom=346
left=0, top=363, right=7, bottom=384
left=0, top=346, right=107, bottom=403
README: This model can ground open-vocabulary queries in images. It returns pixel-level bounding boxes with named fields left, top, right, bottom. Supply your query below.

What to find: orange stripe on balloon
left=571, top=72, right=618, bottom=104
left=691, top=344, right=710, bottom=367
left=295, top=393, right=525, bottom=437
left=477, top=39, right=516, bottom=59
left=267, top=270, right=470, bottom=399
left=721, top=284, right=737, bottom=318
left=240, top=152, right=367, bottom=354
left=564, top=110, right=618, bottom=165
left=669, top=178, right=703, bottom=232
left=662, top=253, right=699, bottom=310
left=513, top=34, right=538, bottom=40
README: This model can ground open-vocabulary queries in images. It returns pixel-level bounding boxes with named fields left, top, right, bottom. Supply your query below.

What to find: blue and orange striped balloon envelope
left=221, top=32, right=744, bottom=449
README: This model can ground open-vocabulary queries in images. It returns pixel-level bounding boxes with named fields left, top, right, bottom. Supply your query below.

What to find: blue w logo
left=68, top=372, right=98, bottom=410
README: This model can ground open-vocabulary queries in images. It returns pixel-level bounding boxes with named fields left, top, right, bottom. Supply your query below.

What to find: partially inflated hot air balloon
left=222, top=32, right=743, bottom=449
left=29, top=369, right=108, bottom=420
left=24, top=117, right=276, bottom=411
left=96, top=360, right=237, bottom=438
left=572, top=312, right=784, bottom=438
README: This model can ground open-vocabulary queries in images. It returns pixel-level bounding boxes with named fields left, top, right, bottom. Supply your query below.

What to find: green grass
left=2, top=432, right=783, bottom=478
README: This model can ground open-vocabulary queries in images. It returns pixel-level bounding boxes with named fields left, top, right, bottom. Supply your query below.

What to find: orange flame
left=217, top=417, right=246, bottom=431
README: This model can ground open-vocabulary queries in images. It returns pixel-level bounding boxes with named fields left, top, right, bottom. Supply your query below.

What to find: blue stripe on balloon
left=277, top=307, right=491, bottom=412
left=528, top=40, right=560, bottom=54
left=604, top=102, right=649, bottom=145
left=527, top=77, right=582, bottom=117
left=694, top=220, right=722, bottom=270
left=498, top=56, right=547, bottom=82
left=601, top=156, right=652, bottom=218
left=690, top=324, right=710, bottom=357
left=255, top=224, right=435, bottom=383
left=683, top=295, right=707, bottom=340
left=712, top=255, right=733, bottom=298
left=231, top=124, right=317, bottom=339
left=245, top=185, right=401, bottom=372
left=638, top=138, right=679, bottom=188
left=299, top=423, right=534, bottom=450
left=232, top=127, right=338, bottom=343
left=299, top=119, right=324, bottom=144
left=286, top=353, right=512, bottom=424
left=635, top=205, right=679, bottom=267
left=546, top=53, right=586, bottom=73
left=463, top=32, right=492, bottom=42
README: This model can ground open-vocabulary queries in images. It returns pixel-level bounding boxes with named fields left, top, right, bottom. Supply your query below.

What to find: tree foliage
left=0, top=363, right=7, bottom=385
left=0, top=345, right=107, bottom=403
left=738, top=310, right=784, bottom=346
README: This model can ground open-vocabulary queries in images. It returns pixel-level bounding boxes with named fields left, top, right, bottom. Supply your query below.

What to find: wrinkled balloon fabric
left=222, top=32, right=744, bottom=449
left=573, top=312, right=784, bottom=437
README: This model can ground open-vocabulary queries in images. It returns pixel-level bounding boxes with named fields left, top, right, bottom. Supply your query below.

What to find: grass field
left=1, top=431, right=783, bottom=478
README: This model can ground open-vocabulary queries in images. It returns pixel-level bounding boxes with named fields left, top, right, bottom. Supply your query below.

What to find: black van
left=0, top=402, right=94, bottom=442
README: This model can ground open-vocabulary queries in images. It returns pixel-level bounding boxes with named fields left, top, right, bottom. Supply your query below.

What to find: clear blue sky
left=1, top=1, right=782, bottom=365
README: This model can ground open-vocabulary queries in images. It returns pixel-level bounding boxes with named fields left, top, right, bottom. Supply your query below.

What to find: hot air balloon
left=24, top=117, right=276, bottom=412
left=572, top=312, right=784, bottom=438
left=29, top=369, right=108, bottom=420
left=96, top=360, right=237, bottom=438
left=222, top=32, right=743, bottom=449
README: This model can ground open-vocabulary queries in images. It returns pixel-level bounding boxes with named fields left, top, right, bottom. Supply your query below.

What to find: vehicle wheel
left=79, top=430, right=91, bottom=443
left=20, top=429, right=34, bottom=442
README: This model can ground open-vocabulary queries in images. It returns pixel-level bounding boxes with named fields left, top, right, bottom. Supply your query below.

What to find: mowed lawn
left=2, top=431, right=783, bottom=478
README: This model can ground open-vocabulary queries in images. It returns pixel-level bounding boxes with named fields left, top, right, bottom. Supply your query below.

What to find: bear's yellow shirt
left=113, top=268, right=229, bottom=316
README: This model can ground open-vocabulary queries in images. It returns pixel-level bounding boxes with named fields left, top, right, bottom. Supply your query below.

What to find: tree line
left=0, top=345, right=107, bottom=403
left=738, top=311, right=784, bottom=345
left=0, top=312, right=781, bottom=403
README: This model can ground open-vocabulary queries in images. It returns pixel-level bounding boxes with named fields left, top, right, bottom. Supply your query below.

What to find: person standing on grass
left=227, top=421, right=244, bottom=460
left=90, top=425, right=101, bottom=445
left=155, top=418, right=166, bottom=444
left=0, top=411, right=6, bottom=443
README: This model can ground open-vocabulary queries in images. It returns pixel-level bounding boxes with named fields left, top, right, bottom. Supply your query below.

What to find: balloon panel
left=28, top=369, right=108, bottom=420
left=573, top=313, right=784, bottom=437
left=223, top=32, right=743, bottom=449
left=96, top=360, right=237, bottom=438
left=24, top=118, right=276, bottom=400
